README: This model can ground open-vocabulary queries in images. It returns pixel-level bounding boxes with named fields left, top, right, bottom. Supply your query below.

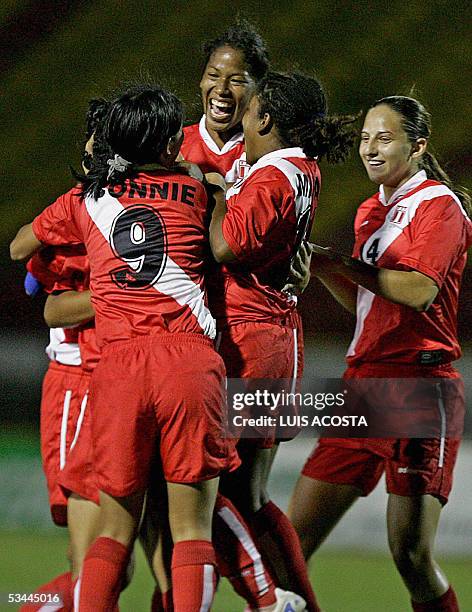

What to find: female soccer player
left=288, top=96, right=472, bottom=612
left=11, top=84, right=232, bottom=612
left=180, top=19, right=269, bottom=182
left=19, top=99, right=109, bottom=612
left=180, top=21, right=302, bottom=612
left=209, top=70, right=357, bottom=612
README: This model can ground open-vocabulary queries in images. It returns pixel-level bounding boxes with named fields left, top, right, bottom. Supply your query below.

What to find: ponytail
left=421, top=151, right=472, bottom=216
left=75, top=83, right=184, bottom=201
left=291, top=113, right=358, bottom=164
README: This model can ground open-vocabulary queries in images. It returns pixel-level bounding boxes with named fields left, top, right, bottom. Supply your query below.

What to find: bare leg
left=167, top=478, right=219, bottom=612
left=387, top=493, right=450, bottom=603
left=288, top=476, right=361, bottom=559
left=219, top=443, right=275, bottom=515
left=140, top=481, right=173, bottom=594
left=167, top=478, right=218, bottom=542
left=67, top=493, right=101, bottom=579
left=75, top=490, right=145, bottom=611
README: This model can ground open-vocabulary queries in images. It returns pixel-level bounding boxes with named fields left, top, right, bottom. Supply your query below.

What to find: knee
left=390, top=541, right=433, bottom=575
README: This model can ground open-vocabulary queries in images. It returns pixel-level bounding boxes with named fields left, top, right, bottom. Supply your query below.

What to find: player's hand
left=309, top=243, right=350, bottom=276
left=205, top=172, right=227, bottom=191
left=283, top=240, right=312, bottom=295
left=174, top=161, right=204, bottom=182
left=24, top=271, right=43, bottom=297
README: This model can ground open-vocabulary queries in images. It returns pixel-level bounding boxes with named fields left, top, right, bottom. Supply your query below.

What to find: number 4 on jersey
left=363, top=238, right=380, bottom=265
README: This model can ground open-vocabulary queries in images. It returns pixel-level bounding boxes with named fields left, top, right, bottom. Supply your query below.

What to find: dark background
left=1, top=0, right=471, bottom=423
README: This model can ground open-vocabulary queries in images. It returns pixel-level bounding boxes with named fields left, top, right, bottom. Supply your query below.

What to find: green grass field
left=1, top=531, right=471, bottom=611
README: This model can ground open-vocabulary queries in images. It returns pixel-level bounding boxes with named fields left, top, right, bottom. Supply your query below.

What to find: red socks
left=171, top=540, right=216, bottom=612
left=411, top=587, right=459, bottom=611
left=249, top=501, right=320, bottom=612
left=213, top=494, right=276, bottom=609
left=151, top=587, right=174, bottom=611
left=20, top=572, right=73, bottom=611
left=75, top=537, right=129, bottom=612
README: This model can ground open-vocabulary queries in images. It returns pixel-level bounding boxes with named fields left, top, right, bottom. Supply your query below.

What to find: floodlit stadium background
left=1, top=1, right=470, bottom=610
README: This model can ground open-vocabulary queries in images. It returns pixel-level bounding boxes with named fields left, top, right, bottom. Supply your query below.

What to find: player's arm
left=10, top=223, right=42, bottom=261
left=44, top=289, right=94, bottom=328
left=311, top=244, right=438, bottom=312
left=210, top=172, right=284, bottom=265
left=208, top=175, right=237, bottom=263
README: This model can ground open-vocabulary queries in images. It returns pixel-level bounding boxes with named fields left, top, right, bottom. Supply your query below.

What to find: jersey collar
left=198, top=116, right=244, bottom=155
left=379, top=170, right=428, bottom=206
left=252, top=147, right=306, bottom=168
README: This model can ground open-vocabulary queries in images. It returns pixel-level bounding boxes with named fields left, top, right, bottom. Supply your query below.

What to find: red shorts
left=40, top=361, right=93, bottom=525
left=218, top=312, right=303, bottom=449
left=89, top=334, right=235, bottom=497
left=58, top=369, right=99, bottom=506
left=302, top=363, right=464, bottom=505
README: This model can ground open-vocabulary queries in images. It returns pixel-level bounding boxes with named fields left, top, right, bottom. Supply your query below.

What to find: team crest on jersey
left=237, top=159, right=250, bottom=180
left=390, top=205, right=408, bottom=225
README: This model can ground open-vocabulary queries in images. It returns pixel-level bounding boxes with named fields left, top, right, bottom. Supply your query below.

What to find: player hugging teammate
left=10, top=18, right=471, bottom=612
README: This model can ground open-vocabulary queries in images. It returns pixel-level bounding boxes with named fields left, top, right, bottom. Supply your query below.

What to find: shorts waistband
left=48, top=360, right=83, bottom=374
left=345, top=361, right=457, bottom=378
left=221, top=310, right=300, bottom=330
left=102, top=332, right=214, bottom=355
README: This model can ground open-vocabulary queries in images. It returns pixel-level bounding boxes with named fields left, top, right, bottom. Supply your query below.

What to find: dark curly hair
left=256, top=71, right=358, bottom=163
left=202, top=19, right=269, bottom=81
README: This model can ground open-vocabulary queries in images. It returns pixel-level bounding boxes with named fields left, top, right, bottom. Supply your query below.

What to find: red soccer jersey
left=32, top=171, right=215, bottom=348
left=181, top=117, right=248, bottom=182
left=211, top=147, right=320, bottom=326
left=27, top=246, right=86, bottom=294
left=27, top=247, right=89, bottom=365
left=49, top=254, right=100, bottom=373
left=346, top=171, right=472, bottom=366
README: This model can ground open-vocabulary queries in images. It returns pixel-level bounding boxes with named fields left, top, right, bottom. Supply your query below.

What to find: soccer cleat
left=273, top=588, right=307, bottom=612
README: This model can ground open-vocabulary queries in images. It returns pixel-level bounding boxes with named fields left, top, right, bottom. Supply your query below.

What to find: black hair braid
left=257, top=71, right=358, bottom=163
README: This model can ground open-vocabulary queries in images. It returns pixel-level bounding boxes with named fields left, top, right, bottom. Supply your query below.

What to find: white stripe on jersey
left=361, top=184, right=467, bottom=265
left=200, top=564, right=215, bottom=612
left=348, top=183, right=468, bottom=359
left=346, top=287, right=375, bottom=358
left=85, top=191, right=216, bottom=339
left=226, top=148, right=312, bottom=221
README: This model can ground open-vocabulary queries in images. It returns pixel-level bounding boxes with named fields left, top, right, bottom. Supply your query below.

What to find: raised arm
left=10, top=223, right=42, bottom=261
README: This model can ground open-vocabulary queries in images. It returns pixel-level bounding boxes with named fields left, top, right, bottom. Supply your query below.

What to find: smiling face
left=200, top=45, right=256, bottom=145
left=359, top=104, right=424, bottom=197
